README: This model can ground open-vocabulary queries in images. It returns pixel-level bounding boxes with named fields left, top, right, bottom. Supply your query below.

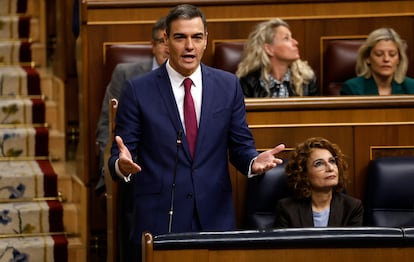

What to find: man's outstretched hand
left=116, top=135, right=141, bottom=176
left=252, top=144, right=286, bottom=174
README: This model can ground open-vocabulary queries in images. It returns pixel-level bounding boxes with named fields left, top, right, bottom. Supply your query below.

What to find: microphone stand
left=168, top=130, right=182, bottom=233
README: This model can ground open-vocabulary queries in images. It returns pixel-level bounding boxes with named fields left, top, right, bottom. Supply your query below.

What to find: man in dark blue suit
left=108, top=3, right=285, bottom=256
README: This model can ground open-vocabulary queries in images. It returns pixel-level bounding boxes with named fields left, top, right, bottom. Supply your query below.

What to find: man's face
left=152, top=29, right=169, bottom=66
left=166, top=17, right=207, bottom=76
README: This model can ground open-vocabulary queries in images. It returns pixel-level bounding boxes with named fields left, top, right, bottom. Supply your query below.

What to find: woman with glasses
left=274, top=137, right=363, bottom=228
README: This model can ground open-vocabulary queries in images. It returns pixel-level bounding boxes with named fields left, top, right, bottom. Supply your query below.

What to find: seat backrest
left=323, top=39, right=366, bottom=96
left=244, top=162, right=291, bottom=229
left=364, top=156, right=414, bottom=227
left=104, top=44, right=153, bottom=86
left=213, top=41, right=245, bottom=74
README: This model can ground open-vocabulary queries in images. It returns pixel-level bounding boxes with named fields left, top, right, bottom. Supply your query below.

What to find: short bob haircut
left=285, top=137, right=348, bottom=199
left=356, top=28, right=408, bottom=83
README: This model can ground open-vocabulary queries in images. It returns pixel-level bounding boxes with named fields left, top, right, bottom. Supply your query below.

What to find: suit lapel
left=328, top=193, right=343, bottom=226
left=156, top=65, right=193, bottom=160
left=194, top=65, right=214, bottom=161
left=300, top=199, right=315, bottom=227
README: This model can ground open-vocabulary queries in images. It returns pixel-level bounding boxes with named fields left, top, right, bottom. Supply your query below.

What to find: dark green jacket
left=341, top=76, right=414, bottom=95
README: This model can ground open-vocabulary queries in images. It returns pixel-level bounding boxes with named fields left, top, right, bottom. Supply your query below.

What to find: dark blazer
left=341, top=76, right=414, bottom=95
left=239, top=69, right=319, bottom=97
left=274, top=192, right=364, bottom=228
left=108, top=63, right=258, bottom=243
left=96, top=61, right=152, bottom=149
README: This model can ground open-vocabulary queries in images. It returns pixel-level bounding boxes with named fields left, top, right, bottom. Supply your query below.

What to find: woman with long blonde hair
left=236, top=18, right=317, bottom=97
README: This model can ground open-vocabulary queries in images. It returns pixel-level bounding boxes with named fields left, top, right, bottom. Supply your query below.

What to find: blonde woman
left=341, top=28, right=414, bottom=95
left=236, top=18, right=317, bottom=97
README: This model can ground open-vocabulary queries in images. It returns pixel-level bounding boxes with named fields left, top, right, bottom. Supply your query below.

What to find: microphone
left=168, top=129, right=182, bottom=233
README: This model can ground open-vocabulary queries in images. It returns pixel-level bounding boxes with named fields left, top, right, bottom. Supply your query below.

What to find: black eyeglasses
left=153, top=38, right=166, bottom=45
left=311, top=157, right=338, bottom=171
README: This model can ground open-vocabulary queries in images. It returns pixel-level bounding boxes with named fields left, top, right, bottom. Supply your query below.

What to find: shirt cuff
left=115, top=159, right=133, bottom=182
left=247, top=156, right=259, bottom=178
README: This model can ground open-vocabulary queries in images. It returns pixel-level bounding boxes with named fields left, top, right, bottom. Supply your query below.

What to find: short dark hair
left=165, top=4, right=207, bottom=36
left=152, top=16, right=166, bottom=41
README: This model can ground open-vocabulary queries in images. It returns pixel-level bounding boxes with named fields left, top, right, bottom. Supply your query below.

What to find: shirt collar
left=152, top=57, right=160, bottom=70
left=166, top=59, right=202, bottom=88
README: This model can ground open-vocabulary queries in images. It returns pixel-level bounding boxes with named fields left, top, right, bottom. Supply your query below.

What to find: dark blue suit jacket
left=108, top=63, right=258, bottom=243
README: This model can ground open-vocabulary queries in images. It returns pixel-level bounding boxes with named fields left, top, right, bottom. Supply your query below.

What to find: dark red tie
left=183, top=78, right=197, bottom=158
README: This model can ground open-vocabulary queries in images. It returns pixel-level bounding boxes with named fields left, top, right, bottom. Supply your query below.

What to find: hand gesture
left=252, top=144, right=286, bottom=174
left=115, top=135, right=142, bottom=177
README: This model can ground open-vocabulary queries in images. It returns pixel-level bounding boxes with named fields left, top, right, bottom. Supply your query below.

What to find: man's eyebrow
left=172, top=32, right=205, bottom=37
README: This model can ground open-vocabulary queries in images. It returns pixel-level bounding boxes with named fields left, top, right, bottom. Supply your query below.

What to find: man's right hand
left=115, top=135, right=142, bottom=176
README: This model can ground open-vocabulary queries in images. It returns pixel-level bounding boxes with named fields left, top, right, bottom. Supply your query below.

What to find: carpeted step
left=0, top=0, right=28, bottom=15
left=0, top=97, right=45, bottom=125
left=0, top=200, right=63, bottom=235
left=0, top=126, right=49, bottom=157
left=0, top=66, right=41, bottom=96
left=0, top=234, right=68, bottom=262
left=0, top=15, right=39, bottom=41
left=0, top=160, right=58, bottom=200
left=0, top=41, right=46, bottom=67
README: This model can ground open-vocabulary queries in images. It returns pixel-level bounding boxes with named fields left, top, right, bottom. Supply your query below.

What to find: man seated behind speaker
left=94, top=16, right=169, bottom=262
left=274, top=137, right=363, bottom=228
left=236, top=18, right=318, bottom=98
left=96, top=16, right=169, bottom=157
left=341, top=27, right=414, bottom=95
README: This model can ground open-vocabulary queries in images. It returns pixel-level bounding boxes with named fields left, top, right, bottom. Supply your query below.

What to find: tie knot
left=183, top=78, right=193, bottom=93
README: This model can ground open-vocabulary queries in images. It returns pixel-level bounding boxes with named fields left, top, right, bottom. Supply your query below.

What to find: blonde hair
left=356, top=28, right=408, bottom=83
left=236, top=18, right=314, bottom=96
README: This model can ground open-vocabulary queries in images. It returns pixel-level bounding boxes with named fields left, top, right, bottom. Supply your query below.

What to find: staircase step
left=49, top=129, right=65, bottom=161
left=63, top=202, right=78, bottom=234
left=0, top=16, right=40, bottom=41
left=31, top=42, right=46, bottom=67
left=0, top=97, right=45, bottom=125
left=0, top=66, right=41, bottom=96
left=0, top=126, right=49, bottom=157
left=0, top=200, right=63, bottom=235
left=0, top=160, right=58, bottom=200
left=68, top=236, right=87, bottom=262
left=0, top=41, right=45, bottom=67
left=38, top=68, right=65, bottom=132
left=0, top=234, right=68, bottom=262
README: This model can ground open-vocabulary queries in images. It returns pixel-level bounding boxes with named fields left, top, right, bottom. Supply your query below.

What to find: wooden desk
left=142, top=228, right=414, bottom=262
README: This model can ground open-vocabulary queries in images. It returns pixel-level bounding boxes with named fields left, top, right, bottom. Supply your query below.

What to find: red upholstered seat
left=323, top=39, right=365, bottom=96
left=104, top=44, right=152, bottom=86
left=213, top=41, right=245, bottom=74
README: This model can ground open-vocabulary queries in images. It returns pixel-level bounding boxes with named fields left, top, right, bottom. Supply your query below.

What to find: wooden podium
left=142, top=227, right=414, bottom=262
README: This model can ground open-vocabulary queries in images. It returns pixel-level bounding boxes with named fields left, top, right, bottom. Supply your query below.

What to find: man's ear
left=204, top=32, right=208, bottom=50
